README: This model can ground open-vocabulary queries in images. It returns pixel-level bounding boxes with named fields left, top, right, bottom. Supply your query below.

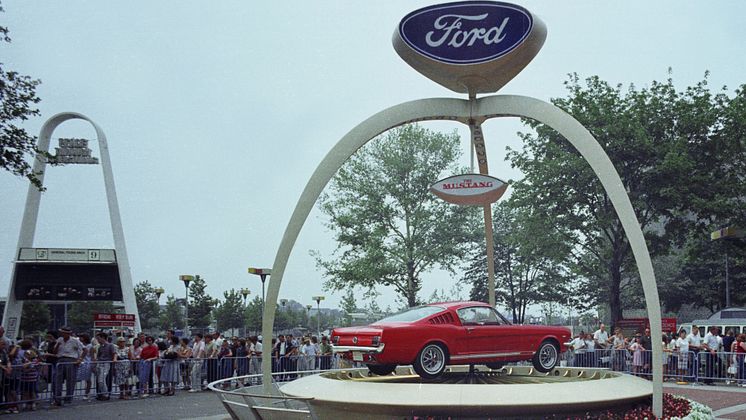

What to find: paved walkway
left=663, top=383, right=746, bottom=419
left=9, top=382, right=746, bottom=419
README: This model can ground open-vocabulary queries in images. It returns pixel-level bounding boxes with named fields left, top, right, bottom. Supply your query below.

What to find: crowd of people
left=0, top=325, right=338, bottom=414
left=567, top=324, right=746, bottom=386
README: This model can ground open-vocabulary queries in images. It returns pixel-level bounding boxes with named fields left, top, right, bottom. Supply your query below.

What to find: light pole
left=711, top=225, right=744, bottom=308
left=312, top=295, right=325, bottom=337
left=240, top=288, right=250, bottom=337
left=248, top=267, right=271, bottom=317
left=179, top=275, right=194, bottom=336
left=154, top=287, right=164, bottom=302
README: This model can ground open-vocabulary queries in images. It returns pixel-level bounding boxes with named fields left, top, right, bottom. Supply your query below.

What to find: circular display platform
left=280, top=365, right=653, bottom=419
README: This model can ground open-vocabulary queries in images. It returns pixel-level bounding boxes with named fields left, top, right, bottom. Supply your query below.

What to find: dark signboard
left=399, top=1, right=533, bottom=64
left=13, top=263, right=123, bottom=301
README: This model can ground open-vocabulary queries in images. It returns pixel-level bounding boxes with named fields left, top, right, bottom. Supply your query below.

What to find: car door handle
left=466, top=328, right=475, bottom=333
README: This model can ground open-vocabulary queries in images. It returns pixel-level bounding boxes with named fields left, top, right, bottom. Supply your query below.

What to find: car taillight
left=372, top=336, right=380, bottom=346
left=333, top=335, right=340, bottom=344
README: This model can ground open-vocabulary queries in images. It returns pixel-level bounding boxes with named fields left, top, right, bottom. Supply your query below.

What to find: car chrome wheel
left=413, top=343, right=447, bottom=379
left=532, top=341, right=558, bottom=373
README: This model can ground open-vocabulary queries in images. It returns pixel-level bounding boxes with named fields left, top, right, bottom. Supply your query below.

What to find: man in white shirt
left=53, top=326, right=84, bottom=406
left=593, top=324, right=610, bottom=367
left=686, top=326, right=702, bottom=379
left=190, top=333, right=206, bottom=392
left=702, top=326, right=720, bottom=385
left=569, top=332, right=587, bottom=367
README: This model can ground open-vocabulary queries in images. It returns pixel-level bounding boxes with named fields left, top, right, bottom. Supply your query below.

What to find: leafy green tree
left=213, top=289, right=245, bottom=332
left=339, top=288, right=357, bottom=327
left=188, top=275, right=213, bottom=330
left=506, top=73, right=746, bottom=324
left=134, top=280, right=161, bottom=330
left=0, top=4, right=47, bottom=189
left=244, top=296, right=263, bottom=335
left=20, top=302, right=50, bottom=335
left=160, top=295, right=185, bottom=331
left=462, top=202, right=570, bottom=323
left=67, top=301, right=114, bottom=333
left=315, top=124, right=480, bottom=307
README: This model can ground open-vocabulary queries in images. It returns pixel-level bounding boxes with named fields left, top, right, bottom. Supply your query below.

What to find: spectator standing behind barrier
left=319, top=336, right=333, bottom=370
left=640, top=328, right=652, bottom=378
left=630, top=334, right=644, bottom=376
left=611, top=328, right=626, bottom=371
left=138, top=336, right=158, bottom=397
left=593, top=324, right=610, bottom=367
left=77, top=334, right=93, bottom=400
left=178, top=338, right=192, bottom=391
left=569, top=332, right=586, bottom=367
left=189, top=334, right=205, bottom=392
left=204, top=335, right=218, bottom=385
left=702, top=326, right=720, bottom=385
left=250, top=336, right=263, bottom=383
left=735, top=334, right=746, bottom=387
left=95, top=333, right=117, bottom=401
left=52, top=326, right=83, bottom=407
left=686, top=326, right=702, bottom=379
left=235, top=339, right=249, bottom=378
left=217, top=340, right=233, bottom=383
left=0, top=339, right=14, bottom=413
left=19, top=342, right=40, bottom=412
left=114, top=337, right=134, bottom=399
left=675, top=329, right=690, bottom=383
left=160, top=337, right=180, bottom=396
left=38, top=332, right=57, bottom=396
left=583, top=333, right=596, bottom=368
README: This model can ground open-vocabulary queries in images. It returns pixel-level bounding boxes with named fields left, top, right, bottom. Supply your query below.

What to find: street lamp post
left=154, top=287, right=164, bottom=302
left=240, top=288, right=250, bottom=336
left=179, top=275, right=194, bottom=336
left=248, top=267, right=271, bottom=317
left=711, top=226, right=744, bottom=308
left=312, top=296, right=325, bottom=337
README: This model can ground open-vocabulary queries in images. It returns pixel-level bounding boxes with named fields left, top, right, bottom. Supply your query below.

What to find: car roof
left=426, top=301, right=489, bottom=310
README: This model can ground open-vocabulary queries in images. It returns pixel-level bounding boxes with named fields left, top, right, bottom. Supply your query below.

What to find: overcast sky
left=1, top=1, right=744, bottom=314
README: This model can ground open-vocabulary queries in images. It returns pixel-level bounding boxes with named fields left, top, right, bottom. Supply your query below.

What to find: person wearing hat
left=52, top=326, right=83, bottom=407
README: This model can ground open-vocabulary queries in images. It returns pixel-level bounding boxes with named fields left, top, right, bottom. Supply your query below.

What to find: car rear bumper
left=332, top=344, right=385, bottom=353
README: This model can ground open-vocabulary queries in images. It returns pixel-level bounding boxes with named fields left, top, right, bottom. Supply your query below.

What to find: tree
left=20, top=302, right=50, bottom=335
left=134, top=280, right=161, bottom=330
left=67, top=301, right=114, bottom=333
left=213, top=289, right=245, bottom=332
left=461, top=202, right=570, bottom=323
left=506, top=73, right=746, bottom=324
left=339, top=288, right=357, bottom=327
left=244, top=296, right=263, bottom=335
left=315, top=123, right=480, bottom=307
left=188, top=275, right=213, bottom=330
left=0, top=4, right=46, bottom=189
left=160, top=295, right=185, bottom=331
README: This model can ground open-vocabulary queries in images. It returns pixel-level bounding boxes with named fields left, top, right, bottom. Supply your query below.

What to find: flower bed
left=546, top=393, right=713, bottom=419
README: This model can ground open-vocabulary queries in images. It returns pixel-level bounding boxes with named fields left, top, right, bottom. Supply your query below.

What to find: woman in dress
left=629, top=334, right=644, bottom=376
left=159, top=336, right=181, bottom=396
left=113, top=337, right=134, bottom=399
left=675, top=329, right=690, bottom=383
left=76, top=333, right=93, bottom=400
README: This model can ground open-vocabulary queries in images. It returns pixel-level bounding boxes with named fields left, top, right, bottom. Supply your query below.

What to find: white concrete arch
left=261, top=95, right=662, bottom=414
left=2, top=112, right=140, bottom=334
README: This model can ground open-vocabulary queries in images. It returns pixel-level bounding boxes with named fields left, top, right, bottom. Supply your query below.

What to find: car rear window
left=373, top=306, right=445, bottom=323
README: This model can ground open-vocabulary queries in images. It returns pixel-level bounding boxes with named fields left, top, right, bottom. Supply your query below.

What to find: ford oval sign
left=430, top=174, right=508, bottom=206
left=399, top=1, right=533, bottom=65
left=393, top=2, right=546, bottom=94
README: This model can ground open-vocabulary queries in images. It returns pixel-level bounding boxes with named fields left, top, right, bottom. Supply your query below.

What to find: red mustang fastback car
left=332, top=301, right=571, bottom=379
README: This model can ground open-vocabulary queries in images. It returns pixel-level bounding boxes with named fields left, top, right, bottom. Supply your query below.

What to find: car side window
left=458, top=307, right=502, bottom=326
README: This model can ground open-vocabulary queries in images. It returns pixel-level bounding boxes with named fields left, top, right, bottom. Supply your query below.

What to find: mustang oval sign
left=399, top=1, right=533, bottom=65
left=430, top=174, right=508, bottom=206
left=392, top=1, right=546, bottom=94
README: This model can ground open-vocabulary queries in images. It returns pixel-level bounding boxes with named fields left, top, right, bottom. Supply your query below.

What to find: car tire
left=532, top=340, right=559, bottom=373
left=367, top=364, right=397, bottom=376
left=485, top=362, right=504, bottom=370
left=413, top=343, right=447, bottom=379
